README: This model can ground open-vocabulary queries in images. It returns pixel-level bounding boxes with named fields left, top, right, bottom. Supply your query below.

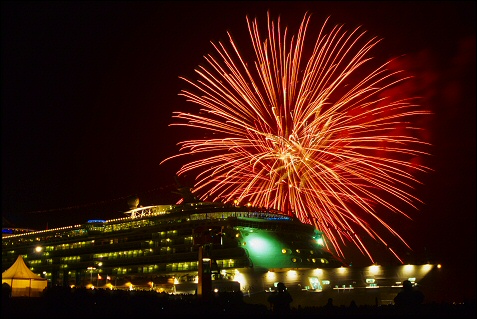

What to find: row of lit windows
left=40, top=237, right=192, bottom=256
left=153, top=236, right=193, bottom=246
left=160, top=247, right=173, bottom=254
left=88, top=226, right=104, bottom=232
left=102, top=219, right=154, bottom=233
left=60, top=256, right=81, bottom=263
left=111, top=259, right=239, bottom=276
left=153, top=230, right=178, bottom=237
left=216, top=259, right=236, bottom=268
left=189, top=211, right=289, bottom=221
left=2, top=229, right=88, bottom=246
left=114, top=267, right=132, bottom=275
left=166, top=262, right=192, bottom=272
left=140, top=265, right=160, bottom=273
left=29, top=258, right=52, bottom=271
left=94, top=249, right=154, bottom=260
left=29, top=259, right=42, bottom=265
left=28, top=257, right=239, bottom=275
left=48, top=241, right=94, bottom=251
left=38, top=235, right=193, bottom=257
left=2, top=237, right=36, bottom=245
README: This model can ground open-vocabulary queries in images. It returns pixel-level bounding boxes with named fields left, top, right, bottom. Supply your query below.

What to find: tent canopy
left=2, top=255, right=47, bottom=297
left=2, top=255, right=44, bottom=280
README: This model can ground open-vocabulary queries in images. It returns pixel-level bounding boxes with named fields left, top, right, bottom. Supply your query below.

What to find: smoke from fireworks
left=162, top=13, right=431, bottom=263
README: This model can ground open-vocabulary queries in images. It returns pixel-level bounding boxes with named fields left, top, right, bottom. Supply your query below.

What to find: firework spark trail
left=162, top=13, right=432, bottom=263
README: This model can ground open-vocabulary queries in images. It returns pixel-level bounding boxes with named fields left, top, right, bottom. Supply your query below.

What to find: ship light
left=369, top=265, right=380, bottom=274
left=422, top=264, right=433, bottom=272
left=338, top=266, right=347, bottom=274
left=403, top=264, right=415, bottom=273
left=248, top=238, right=269, bottom=253
left=286, top=270, right=298, bottom=280
left=266, top=271, right=277, bottom=282
left=233, top=270, right=247, bottom=288
left=312, top=269, right=323, bottom=276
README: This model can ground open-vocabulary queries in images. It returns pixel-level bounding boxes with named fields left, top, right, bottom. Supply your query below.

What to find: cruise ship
left=2, top=199, right=440, bottom=307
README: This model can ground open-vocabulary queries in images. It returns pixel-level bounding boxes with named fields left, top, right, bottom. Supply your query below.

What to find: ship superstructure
left=2, top=203, right=341, bottom=287
left=2, top=202, right=439, bottom=306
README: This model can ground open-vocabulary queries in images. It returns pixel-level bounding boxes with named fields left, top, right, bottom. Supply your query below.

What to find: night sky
left=2, top=1, right=475, bottom=300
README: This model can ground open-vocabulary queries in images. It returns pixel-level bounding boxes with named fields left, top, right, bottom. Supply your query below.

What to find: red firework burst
left=162, top=13, right=432, bottom=263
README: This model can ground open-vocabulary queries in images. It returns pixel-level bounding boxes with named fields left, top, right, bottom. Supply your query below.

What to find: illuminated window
left=184, top=236, right=193, bottom=245
left=160, top=247, right=171, bottom=254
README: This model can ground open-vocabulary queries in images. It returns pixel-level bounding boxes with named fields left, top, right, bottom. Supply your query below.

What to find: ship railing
left=124, top=205, right=173, bottom=219
left=189, top=210, right=291, bottom=222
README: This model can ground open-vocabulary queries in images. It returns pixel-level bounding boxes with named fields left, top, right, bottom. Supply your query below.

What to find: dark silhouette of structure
left=2, top=285, right=475, bottom=319
left=267, top=282, right=293, bottom=314
left=394, top=280, right=424, bottom=307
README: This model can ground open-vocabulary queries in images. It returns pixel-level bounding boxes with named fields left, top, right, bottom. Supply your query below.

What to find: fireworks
left=162, top=13, right=431, bottom=263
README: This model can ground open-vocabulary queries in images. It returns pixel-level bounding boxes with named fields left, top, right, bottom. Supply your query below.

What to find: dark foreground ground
left=2, top=287, right=475, bottom=319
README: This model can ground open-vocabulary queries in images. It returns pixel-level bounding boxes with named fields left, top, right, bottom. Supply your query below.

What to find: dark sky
left=2, top=0, right=475, bottom=288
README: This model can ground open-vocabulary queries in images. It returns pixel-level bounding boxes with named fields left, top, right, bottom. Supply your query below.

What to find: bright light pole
left=87, top=267, right=96, bottom=286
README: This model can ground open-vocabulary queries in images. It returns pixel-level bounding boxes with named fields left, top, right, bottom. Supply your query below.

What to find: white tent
left=2, top=255, right=48, bottom=297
